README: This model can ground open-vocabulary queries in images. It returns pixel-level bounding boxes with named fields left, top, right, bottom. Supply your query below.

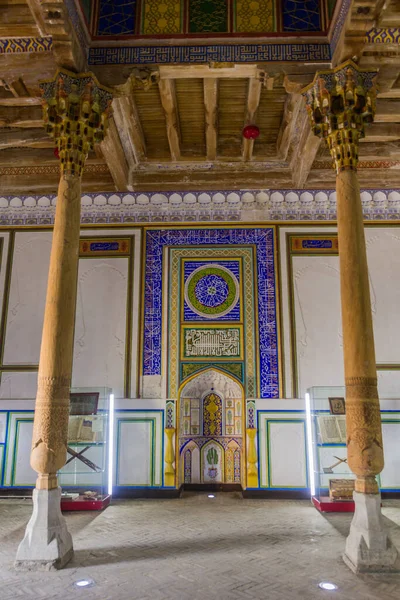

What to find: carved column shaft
left=302, top=61, right=383, bottom=495
left=30, top=70, right=112, bottom=490
left=31, top=174, right=81, bottom=490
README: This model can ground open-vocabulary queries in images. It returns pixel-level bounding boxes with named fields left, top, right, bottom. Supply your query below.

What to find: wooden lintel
left=99, top=117, right=129, bottom=191
left=242, top=77, right=262, bottom=162
left=158, top=78, right=181, bottom=162
left=159, top=64, right=259, bottom=80
left=203, top=78, right=218, bottom=162
left=112, top=96, right=146, bottom=165
left=0, top=128, right=50, bottom=150
left=276, top=93, right=302, bottom=160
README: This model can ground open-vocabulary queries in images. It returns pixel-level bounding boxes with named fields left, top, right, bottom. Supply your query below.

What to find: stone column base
left=343, top=491, right=399, bottom=573
left=15, top=487, right=73, bottom=571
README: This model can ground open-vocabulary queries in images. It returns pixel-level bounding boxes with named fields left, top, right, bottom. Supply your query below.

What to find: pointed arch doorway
left=178, top=369, right=245, bottom=490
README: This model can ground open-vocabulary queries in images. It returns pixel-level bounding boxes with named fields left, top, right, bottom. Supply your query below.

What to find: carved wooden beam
left=158, top=78, right=181, bottom=162
left=112, top=96, right=146, bottom=166
left=276, top=93, right=302, bottom=160
left=99, top=117, right=129, bottom=191
left=242, top=78, right=262, bottom=162
left=203, top=78, right=218, bottom=161
left=26, top=0, right=47, bottom=35
left=290, top=108, right=321, bottom=188
left=40, top=0, right=87, bottom=71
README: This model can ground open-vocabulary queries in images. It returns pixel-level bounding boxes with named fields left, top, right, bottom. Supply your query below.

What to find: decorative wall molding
left=88, top=43, right=331, bottom=65
left=1, top=189, right=400, bottom=226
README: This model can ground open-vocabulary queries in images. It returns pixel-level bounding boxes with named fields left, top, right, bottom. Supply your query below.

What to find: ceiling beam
left=0, top=97, right=42, bottom=107
left=0, top=105, right=43, bottom=128
left=26, top=0, right=47, bottom=35
left=290, top=109, right=321, bottom=188
left=158, top=78, right=181, bottom=162
left=276, top=93, right=302, bottom=160
left=203, top=78, right=218, bottom=162
left=0, top=128, right=51, bottom=150
left=375, top=100, right=400, bottom=123
left=112, top=96, right=146, bottom=166
left=99, top=117, right=129, bottom=191
left=363, top=123, right=400, bottom=142
left=242, top=78, right=262, bottom=162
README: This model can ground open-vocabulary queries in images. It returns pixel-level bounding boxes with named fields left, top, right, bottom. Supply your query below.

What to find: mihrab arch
left=178, top=369, right=244, bottom=488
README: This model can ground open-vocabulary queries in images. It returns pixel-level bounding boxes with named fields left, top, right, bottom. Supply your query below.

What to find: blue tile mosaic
left=282, top=0, right=321, bottom=32
left=144, top=228, right=279, bottom=399
left=183, top=260, right=241, bottom=322
left=97, top=0, right=137, bottom=35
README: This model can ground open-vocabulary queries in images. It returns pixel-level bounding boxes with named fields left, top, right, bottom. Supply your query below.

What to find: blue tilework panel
left=183, top=260, right=241, bottom=322
left=282, top=0, right=321, bottom=31
left=144, top=228, right=279, bottom=399
left=97, top=0, right=137, bottom=35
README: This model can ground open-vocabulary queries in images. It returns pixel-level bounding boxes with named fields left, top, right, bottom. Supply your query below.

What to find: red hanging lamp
left=242, top=124, right=260, bottom=140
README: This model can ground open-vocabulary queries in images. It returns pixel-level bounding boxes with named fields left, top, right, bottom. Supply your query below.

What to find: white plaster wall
left=279, top=226, right=337, bottom=398
left=280, top=225, right=400, bottom=399
left=0, top=372, right=38, bottom=399
left=0, top=233, right=10, bottom=332
left=3, top=232, right=52, bottom=365
left=293, top=255, right=344, bottom=398
left=365, top=228, right=400, bottom=365
left=72, top=258, right=128, bottom=398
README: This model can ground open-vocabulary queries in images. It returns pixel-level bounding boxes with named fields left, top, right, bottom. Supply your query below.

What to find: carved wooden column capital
left=40, top=69, right=113, bottom=177
left=302, top=60, right=377, bottom=173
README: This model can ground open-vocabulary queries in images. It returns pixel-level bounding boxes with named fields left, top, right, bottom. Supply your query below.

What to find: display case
left=306, top=386, right=355, bottom=513
left=58, top=386, right=114, bottom=511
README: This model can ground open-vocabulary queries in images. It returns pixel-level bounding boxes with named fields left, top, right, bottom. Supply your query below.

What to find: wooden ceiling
left=0, top=0, right=400, bottom=194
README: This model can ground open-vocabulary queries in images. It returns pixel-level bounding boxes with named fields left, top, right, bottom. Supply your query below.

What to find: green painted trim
left=11, top=418, right=34, bottom=487
left=0, top=232, right=15, bottom=367
left=266, top=419, right=308, bottom=489
left=116, top=417, right=157, bottom=487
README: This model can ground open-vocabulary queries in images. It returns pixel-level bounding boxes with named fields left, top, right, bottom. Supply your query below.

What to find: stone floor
left=1, top=493, right=400, bottom=600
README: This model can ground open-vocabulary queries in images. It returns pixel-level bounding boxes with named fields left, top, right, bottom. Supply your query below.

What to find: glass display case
left=58, top=386, right=114, bottom=511
left=306, top=386, right=355, bottom=513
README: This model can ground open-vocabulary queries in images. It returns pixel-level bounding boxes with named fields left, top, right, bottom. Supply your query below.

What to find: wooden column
left=302, top=61, right=398, bottom=572
left=302, top=60, right=383, bottom=494
left=31, top=70, right=112, bottom=491
left=336, top=168, right=383, bottom=494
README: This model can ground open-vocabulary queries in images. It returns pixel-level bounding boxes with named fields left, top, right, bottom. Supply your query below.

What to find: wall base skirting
left=242, top=489, right=311, bottom=499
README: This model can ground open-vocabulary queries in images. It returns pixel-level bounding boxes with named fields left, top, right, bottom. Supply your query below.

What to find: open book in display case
left=58, top=387, right=114, bottom=511
left=306, top=386, right=356, bottom=513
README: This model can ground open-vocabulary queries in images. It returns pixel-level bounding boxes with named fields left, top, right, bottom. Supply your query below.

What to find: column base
left=343, top=491, right=399, bottom=573
left=15, top=487, right=73, bottom=571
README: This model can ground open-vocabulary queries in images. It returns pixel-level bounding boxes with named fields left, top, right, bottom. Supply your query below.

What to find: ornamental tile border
left=87, top=43, right=331, bottom=65
left=0, top=37, right=52, bottom=53
left=1, top=189, right=400, bottom=225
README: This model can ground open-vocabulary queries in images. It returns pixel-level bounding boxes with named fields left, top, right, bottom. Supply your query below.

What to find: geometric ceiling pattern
left=87, top=0, right=333, bottom=36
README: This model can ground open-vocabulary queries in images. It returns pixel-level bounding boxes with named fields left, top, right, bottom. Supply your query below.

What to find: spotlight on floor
left=208, top=494, right=215, bottom=498
left=74, top=578, right=95, bottom=589
left=318, top=582, right=338, bottom=591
